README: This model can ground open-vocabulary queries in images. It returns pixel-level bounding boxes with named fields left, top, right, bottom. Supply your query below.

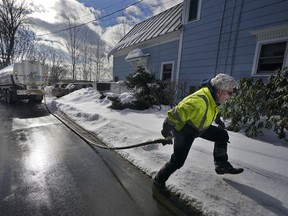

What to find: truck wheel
left=35, top=97, right=43, bottom=103
left=3, top=91, right=7, bottom=103
left=4, top=90, right=13, bottom=104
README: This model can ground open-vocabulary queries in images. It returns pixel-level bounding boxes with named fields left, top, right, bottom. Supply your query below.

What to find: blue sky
left=27, top=0, right=182, bottom=50
left=78, top=0, right=182, bottom=27
left=90, top=0, right=149, bottom=28
left=79, top=0, right=137, bottom=11
left=77, top=0, right=152, bottom=28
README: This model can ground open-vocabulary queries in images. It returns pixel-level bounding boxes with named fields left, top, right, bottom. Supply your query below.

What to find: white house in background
left=110, top=0, right=288, bottom=94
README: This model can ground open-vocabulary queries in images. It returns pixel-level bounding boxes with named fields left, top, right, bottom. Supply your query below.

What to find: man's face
left=217, top=88, right=234, bottom=104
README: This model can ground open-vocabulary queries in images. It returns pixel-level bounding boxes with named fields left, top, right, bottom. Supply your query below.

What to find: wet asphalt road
left=0, top=100, right=195, bottom=216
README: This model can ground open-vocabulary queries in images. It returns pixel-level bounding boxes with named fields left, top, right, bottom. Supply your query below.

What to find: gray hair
left=210, top=73, right=236, bottom=91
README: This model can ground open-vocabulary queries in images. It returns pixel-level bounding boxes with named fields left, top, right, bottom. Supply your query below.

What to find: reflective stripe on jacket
left=167, top=87, right=219, bottom=132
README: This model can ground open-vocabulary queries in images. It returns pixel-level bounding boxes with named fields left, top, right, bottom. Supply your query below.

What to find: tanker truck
left=0, top=60, right=49, bottom=104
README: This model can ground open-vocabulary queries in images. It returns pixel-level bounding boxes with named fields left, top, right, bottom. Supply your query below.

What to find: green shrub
left=125, top=66, right=156, bottom=109
left=222, top=67, right=287, bottom=139
left=265, top=68, right=288, bottom=138
left=125, top=66, right=172, bottom=110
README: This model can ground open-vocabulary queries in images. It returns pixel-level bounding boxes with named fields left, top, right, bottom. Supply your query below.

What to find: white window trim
left=251, top=38, right=288, bottom=76
left=183, top=0, right=202, bottom=25
left=160, top=61, right=174, bottom=81
left=251, top=24, right=288, bottom=76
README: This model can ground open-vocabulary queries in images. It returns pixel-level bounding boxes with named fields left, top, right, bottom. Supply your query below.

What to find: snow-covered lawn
left=45, top=88, right=288, bottom=216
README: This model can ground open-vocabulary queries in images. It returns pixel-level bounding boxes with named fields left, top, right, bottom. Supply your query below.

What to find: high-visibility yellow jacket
left=167, top=87, right=219, bottom=132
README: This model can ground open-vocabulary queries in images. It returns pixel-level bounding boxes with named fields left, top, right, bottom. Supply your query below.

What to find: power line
left=97, top=0, right=181, bottom=25
left=37, top=0, right=143, bottom=37
left=76, top=0, right=134, bottom=21
left=33, top=0, right=134, bottom=36
left=36, top=0, right=181, bottom=37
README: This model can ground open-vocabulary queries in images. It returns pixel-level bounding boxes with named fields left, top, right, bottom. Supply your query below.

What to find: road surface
left=0, top=100, right=197, bottom=216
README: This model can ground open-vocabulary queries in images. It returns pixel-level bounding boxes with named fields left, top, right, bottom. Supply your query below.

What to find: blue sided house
left=110, top=0, right=288, bottom=92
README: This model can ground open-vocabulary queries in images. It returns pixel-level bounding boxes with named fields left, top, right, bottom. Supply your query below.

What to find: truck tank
left=0, top=60, right=49, bottom=104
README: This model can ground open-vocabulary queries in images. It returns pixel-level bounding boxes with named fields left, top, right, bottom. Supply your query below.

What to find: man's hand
left=161, top=137, right=173, bottom=145
left=215, top=113, right=225, bottom=129
left=217, top=121, right=225, bottom=129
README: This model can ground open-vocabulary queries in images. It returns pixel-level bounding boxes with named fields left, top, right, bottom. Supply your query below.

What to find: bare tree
left=26, top=43, right=49, bottom=65
left=80, top=30, right=90, bottom=81
left=94, top=40, right=106, bottom=81
left=14, top=28, right=35, bottom=62
left=48, top=49, right=69, bottom=84
left=0, top=0, right=32, bottom=67
left=113, top=19, right=128, bottom=45
left=62, top=13, right=85, bottom=81
left=79, top=29, right=106, bottom=82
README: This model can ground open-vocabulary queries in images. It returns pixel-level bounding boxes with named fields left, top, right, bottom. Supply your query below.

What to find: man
left=153, top=73, right=244, bottom=189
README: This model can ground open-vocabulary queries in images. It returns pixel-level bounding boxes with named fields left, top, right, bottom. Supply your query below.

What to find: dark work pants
left=172, top=124, right=229, bottom=169
left=155, top=123, right=229, bottom=183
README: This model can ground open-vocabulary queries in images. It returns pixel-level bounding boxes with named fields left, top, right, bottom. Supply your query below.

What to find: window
left=251, top=24, right=288, bottom=75
left=188, top=0, right=199, bottom=21
left=257, top=42, right=287, bottom=74
left=183, top=0, right=201, bottom=24
left=161, top=62, right=174, bottom=81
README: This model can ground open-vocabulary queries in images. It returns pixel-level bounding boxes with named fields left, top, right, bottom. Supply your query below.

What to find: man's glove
left=161, top=119, right=174, bottom=145
left=217, top=121, right=225, bottom=129
left=215, top=113, right=225, bottom=129
left=161, top=136, right=173, bottom=145
left=161, top=128, right=173, bottom=138
left=161, top=120, right=174, bottom=137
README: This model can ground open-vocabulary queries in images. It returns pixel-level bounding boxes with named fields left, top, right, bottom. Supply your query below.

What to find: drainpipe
left=214, top=0, right=227, bottom=76
left=230, top=0, right=244, bottom=75
left=175, top=0, right=188, bottom=99
left=175, top=26, right=184, bottom=98
left=224, top=0, right=237, bottom=75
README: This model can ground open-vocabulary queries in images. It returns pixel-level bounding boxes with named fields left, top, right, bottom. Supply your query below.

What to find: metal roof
left=112, top=2, right=183, bottom=52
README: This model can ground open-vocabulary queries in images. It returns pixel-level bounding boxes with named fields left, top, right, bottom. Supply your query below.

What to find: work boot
left=153, top=176, right=166, bottom=190
left=215, top=162, right=244, bottom=175
left=153, top=161, right=178, bottom=190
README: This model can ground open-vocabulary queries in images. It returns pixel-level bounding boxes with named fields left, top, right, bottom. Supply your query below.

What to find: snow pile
left=125, top=48, right=150, bottom=60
